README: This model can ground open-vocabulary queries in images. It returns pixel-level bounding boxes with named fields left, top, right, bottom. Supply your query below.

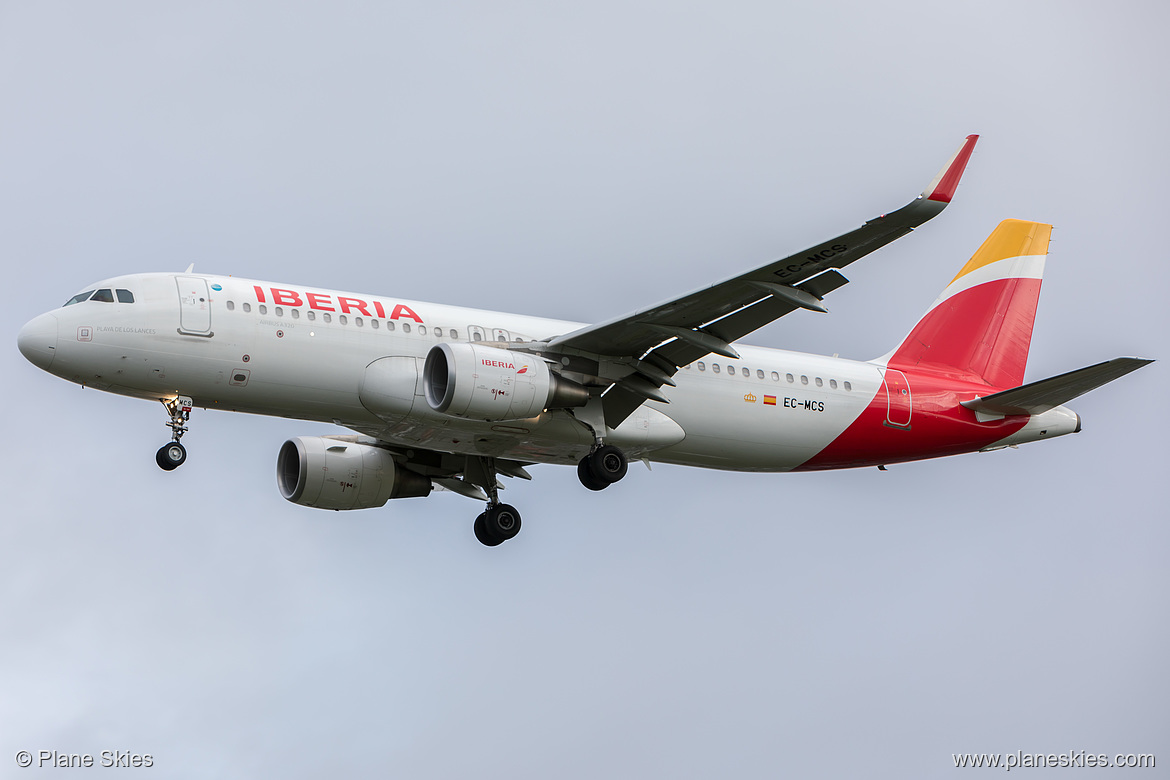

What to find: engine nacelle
left=277, top=436, right=431, bottom=510
left=423, top=342, right=589, bottom=421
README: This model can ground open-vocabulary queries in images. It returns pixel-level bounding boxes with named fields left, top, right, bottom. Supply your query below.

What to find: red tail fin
left=887, top=219, right=1051, bottom=389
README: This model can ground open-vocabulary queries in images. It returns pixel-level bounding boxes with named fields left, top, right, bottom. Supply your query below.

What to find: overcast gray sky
left=2, top=2, right=1167, bottom=777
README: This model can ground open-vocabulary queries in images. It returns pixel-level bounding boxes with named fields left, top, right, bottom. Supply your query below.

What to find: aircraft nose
left=17, top=312, right=58, bottom=370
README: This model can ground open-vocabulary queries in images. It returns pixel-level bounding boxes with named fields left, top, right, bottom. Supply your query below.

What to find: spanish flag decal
left=763, top=395, right=776, bottom=405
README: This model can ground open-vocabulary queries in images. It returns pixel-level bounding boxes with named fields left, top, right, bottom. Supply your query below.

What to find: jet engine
left=277, top=436, right=431, bottom=510
left=423, top=343, right=589, bottom=421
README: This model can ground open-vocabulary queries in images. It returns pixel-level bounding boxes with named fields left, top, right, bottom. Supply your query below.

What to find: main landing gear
left=468, top=456, right=523, bottom=547
left=156, top=396, right=192, bottom=471
left=577, top=443, right=628, bottom=491
left=474, top=503, right=522, bottom=547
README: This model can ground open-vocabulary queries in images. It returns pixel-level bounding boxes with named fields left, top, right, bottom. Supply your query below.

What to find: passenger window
left=259, top=304, right=267, bottom=315
left=727, top=365, right=735, bottom=375
left=450, top=329, right=458, bottom=339
left=786, top=373, right=794, bottom=383
left=402, top=323, right=411, bottom=334
left=801, top=375, right=809, bottom=385
left=307, top=311, right=316, bottom=321
left=418, top=326, right=427, bottom=335
left=386, top=321, right=395, bottom=331
left=698, top=362, right=706, bottom=371
left=226, top=301, right=235, bottom=311
left=64, top=290, right=95, bottom=306
left=243, top=302, right=251, bottom=313
left=771, top=371, right=779, bottom=381
left=323, top=313, right=332, bottom=323
left=830, top=379, right=838, bottom=389
left=116, top=289, right=135, bottom=303
left=712, top=364, right=720, bottom=374
left=355, top=317, right=363, bottom=327
left=756, top=369, right=764, bottom=379
left=844, top=381, right=852, bottom=391
left=742, top=367, right=749, bottom=377
left=815, top=377, right=823, bottom=387
left=339, top=315, right=348, bottom=325
left=291, top=308, right=300, bottom=319
left=275, top=306, right=283, bottom=317
left=371, top=319, right=380, bottom=330
left=91, top=288, right=114, bottom=303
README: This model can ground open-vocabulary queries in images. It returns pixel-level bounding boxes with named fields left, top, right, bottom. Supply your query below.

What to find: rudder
left=886, top=219, right=1051, bottom=388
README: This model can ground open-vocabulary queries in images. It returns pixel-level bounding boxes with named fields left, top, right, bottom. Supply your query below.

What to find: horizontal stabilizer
left=961, top=357, right=1153, bottom=416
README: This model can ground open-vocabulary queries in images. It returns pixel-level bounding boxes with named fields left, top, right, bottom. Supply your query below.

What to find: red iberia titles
left=252, top=286, right=423, bottom=323
left=482, top=359, right=515, bottom=369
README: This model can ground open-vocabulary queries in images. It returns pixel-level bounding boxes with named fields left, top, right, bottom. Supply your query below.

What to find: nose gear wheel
left=156, top=396, right=193, bottom=471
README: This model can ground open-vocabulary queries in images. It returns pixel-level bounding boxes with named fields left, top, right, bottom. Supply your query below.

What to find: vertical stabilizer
left=887, top=219, right=1051, bottom=388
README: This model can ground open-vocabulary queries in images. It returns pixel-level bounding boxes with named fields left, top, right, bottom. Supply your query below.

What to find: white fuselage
left=29, top=272, right=897, bottom=471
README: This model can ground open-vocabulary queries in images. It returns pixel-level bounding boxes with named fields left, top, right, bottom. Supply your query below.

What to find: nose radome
left=17, top=312, right=58, bottom=370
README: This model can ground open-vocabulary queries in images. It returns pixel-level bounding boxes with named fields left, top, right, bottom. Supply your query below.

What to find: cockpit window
left=116, top=289, right=135, bottom=303
left=64, top=290, right=95, bottom=306
left=91, top=288, right=115, bottom=303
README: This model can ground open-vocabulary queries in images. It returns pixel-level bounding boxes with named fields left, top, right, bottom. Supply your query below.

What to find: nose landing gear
left=156, top=396, right=192, bottom=471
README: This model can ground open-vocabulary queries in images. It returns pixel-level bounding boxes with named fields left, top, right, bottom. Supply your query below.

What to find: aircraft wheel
left=577, top=457, right=609, bottom=491
left=156, top=442, right=187, bottom=471
left=484, top=504, right=522, bottom=542
left=474, top=512, right=504, bottom=547
left=587, top=444, right=628, bottom=484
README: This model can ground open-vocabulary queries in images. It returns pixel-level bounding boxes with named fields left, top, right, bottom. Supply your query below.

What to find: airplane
left=17, top=135, right=1152, bottom=546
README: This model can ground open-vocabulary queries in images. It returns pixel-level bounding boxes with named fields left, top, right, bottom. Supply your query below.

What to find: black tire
left=156, top=441, right=187, bottom=471
left=474, top=513, right=504, bottom=547
left=588, top=444, right=627, bottom=484
left=483, top=503, right=522, bottom=542
left=577, top=457, right=609, bottom=491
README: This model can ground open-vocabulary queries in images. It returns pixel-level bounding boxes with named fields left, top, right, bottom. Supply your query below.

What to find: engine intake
left=423, top=343, right=589, bottom=421
left=277, top=436, right=431, bottom=510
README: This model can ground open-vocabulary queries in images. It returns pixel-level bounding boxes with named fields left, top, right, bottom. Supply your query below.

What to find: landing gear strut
left=468, top=456, right=523, bottom=547
left=156, top=396, right=192, bottom=471
left=577, top=444, right=628, bottom=491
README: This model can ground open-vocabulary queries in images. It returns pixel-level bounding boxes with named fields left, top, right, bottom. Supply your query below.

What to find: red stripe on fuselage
left=795, top=371, right=1028, bottom=470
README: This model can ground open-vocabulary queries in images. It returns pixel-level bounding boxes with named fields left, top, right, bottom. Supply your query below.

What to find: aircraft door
left=882, top=368, right=912, bottom=428
left=176, top=276, right=213, bottom=336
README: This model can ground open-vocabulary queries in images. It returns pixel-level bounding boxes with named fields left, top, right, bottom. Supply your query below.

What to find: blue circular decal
left=211, top=283, right=223, bottom=291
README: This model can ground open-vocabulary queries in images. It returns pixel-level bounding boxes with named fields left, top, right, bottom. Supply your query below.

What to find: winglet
left=922, top=134, right=979, bottom=203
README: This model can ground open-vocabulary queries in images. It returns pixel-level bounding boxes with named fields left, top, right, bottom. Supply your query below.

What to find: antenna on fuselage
left=183, top=263, right=195, bottom=274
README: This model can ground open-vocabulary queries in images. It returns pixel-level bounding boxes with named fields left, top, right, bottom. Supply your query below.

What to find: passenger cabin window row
left=689, top=360, right=852, bottom=392
left=64, top=288, right=135, bottom=306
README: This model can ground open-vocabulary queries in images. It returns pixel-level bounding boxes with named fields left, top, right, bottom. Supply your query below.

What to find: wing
left=542, top=134, right=980, bottom=427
